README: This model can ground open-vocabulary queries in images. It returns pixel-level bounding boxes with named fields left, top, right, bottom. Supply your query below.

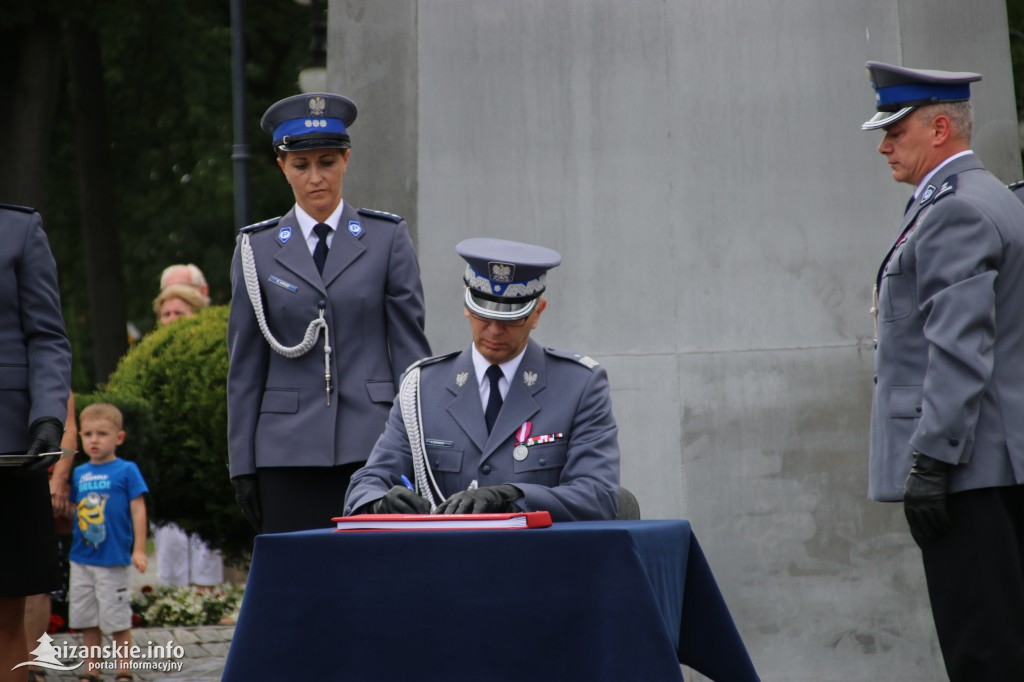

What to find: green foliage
left=3, top=0, right=309, bottom=390
left=79, top=306, right=254, bottom=562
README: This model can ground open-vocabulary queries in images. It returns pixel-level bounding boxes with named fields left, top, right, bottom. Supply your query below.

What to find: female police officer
left=228, top=93, right=430, bottom=533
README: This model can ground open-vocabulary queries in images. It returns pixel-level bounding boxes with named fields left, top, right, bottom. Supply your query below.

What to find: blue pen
left=400, top=474, right=415, bottom=491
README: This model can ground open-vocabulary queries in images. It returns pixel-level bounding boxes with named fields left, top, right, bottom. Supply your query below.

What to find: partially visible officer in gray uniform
left=0, top=204, right=71, bottom=674
left=862, top=62, right=1024, bottom=681
left=228, top=93, right=431, bottom=534
left=344, top=238, right=619, bottom=521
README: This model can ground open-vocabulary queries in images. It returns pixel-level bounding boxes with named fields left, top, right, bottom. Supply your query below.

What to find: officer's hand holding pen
left=373, top=484, right=431, bottom=514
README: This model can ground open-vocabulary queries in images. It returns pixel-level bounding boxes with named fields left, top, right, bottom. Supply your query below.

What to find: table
left=222, top=520, right=759, bottom=681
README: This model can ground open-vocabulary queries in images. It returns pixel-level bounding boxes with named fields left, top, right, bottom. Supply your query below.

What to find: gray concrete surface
left=330, top=1, right=1021, bottom=680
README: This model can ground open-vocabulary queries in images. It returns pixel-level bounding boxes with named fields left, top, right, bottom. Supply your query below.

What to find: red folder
left=332, top=511, right=552, bottom=531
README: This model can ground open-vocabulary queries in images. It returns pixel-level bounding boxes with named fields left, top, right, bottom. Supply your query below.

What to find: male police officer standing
left=228, top=93, right=430, bottom=534
left=344, top=238, right=619, bottom=521
left=863, top=62, right=1024, bottom=680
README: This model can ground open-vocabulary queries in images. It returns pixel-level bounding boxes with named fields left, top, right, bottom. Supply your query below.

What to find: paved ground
left=22, top=545, right=239, bottom=681
left=31, top=625, right=233, bottom=681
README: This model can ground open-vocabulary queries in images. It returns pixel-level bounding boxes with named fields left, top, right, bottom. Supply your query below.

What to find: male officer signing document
left=344, top=239, right=620, bottom=521
left=863, top=62, right=1024, bottom=680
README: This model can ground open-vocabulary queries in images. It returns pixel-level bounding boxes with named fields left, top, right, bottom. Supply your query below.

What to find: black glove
left=372, top=486, right=431, bottom=514
left=22, top=417, right=64, bottom=473
left=904, top=452, right=952, bottom=539
left=434, top=484, right=522, bottom=515
left=233, top=475, right=262, bottom=532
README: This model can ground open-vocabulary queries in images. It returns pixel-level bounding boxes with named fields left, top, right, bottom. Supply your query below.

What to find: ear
left=930, top=114, right=952, bottom=146
left=276, top=155, right=287, bottom=173
left=116, top=431, right=126, bottom=446
left=530, top=298, right=548, bottom=330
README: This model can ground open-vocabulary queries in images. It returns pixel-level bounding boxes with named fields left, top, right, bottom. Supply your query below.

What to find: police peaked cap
left=261, top=93, right=358, bottom=151
left=861, top=61, right=981, bottom=130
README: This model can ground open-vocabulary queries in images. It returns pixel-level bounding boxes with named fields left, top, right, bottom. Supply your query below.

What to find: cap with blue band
left=456, top=238, right=562, bottom=321
left=261, top=92, right=358, bottom=151
left=861, top=61, right=981, bottom=131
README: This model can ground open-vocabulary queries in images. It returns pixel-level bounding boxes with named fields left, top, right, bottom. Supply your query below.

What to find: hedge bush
left=78, top=305, right=254, bottom=563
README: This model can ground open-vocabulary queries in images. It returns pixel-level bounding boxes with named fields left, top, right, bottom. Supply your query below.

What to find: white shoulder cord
left=241, top=232, right=333, bottom=404
left=399, top=366, right=445, bottom=511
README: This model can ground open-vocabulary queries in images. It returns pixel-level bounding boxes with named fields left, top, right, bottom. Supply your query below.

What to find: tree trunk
left=0, top=19, right=63, bottom=211
left=64, top=19, right=128, bottom=383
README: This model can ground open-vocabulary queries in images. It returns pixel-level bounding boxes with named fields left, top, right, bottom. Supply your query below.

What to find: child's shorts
left=69, top=562, right=132, bottom=633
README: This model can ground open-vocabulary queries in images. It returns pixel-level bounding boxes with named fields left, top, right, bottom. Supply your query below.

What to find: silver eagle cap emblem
left=489, top=262, right=514, bottom=284
left=307, top=96, right=327, bottom=117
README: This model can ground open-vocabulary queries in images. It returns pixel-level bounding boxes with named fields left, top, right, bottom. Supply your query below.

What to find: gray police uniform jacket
left=0, top=206, right=71, bottom=453
left=343, top=339, right=620, bottom=520
left=227, top=204, right=431, bottom=478
left=869, top=153, right=1024, bottom=501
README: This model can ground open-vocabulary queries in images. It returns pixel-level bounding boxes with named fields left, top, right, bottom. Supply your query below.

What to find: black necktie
left=904, top=194, right=915, bottom=215
left=312, top=223, right=331, bottom=274
left=484, top=364, right=504, bottom=433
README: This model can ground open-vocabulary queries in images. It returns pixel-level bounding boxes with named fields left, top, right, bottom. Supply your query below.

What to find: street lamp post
left=229, top=0, right=251, bottom=230
left=298, top=0, right=328, bottom=93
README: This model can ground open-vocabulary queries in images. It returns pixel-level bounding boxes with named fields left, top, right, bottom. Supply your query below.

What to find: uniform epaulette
left=357, top=207, right=403, bottom=223
left=1008, top=180, right=1024, bottom=192
left=544, top=347, right=600, bottom=369
left=239, top=216, right=281, bottom=234
left=404, top=350, right=460, bottom=374
left=0, top=203, right=37, bottom=214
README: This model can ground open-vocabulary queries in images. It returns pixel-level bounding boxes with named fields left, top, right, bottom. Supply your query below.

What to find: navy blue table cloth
left=222, top=519, right=759, bottom=681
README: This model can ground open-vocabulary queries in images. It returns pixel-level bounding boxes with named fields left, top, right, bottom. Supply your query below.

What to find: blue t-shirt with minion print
left=70, top=458, right=148, bottom=567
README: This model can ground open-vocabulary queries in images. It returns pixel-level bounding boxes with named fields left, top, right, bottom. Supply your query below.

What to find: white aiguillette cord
left=240, top=233, right=333, bottom=404
left=399, top=366, right=446, bottom=511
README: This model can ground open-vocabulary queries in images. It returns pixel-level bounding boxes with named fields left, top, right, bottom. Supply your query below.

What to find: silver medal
left=513, top=445, right=529, bottom=461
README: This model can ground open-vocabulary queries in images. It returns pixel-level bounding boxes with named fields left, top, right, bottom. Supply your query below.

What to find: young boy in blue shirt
left=69, top=403, right=148, bottom=682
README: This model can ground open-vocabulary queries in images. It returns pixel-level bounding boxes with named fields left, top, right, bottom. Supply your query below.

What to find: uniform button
left=948, top=438, right=959, bottom=447
left=433, top=460, right=439, bottom=467
left=915, top=406, right=921, bottom=413
left=481, top=465, right=491, bottom=475
left=538, top=458, right=546, bottom=466
left=873, top=375, right=878, bottom=385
